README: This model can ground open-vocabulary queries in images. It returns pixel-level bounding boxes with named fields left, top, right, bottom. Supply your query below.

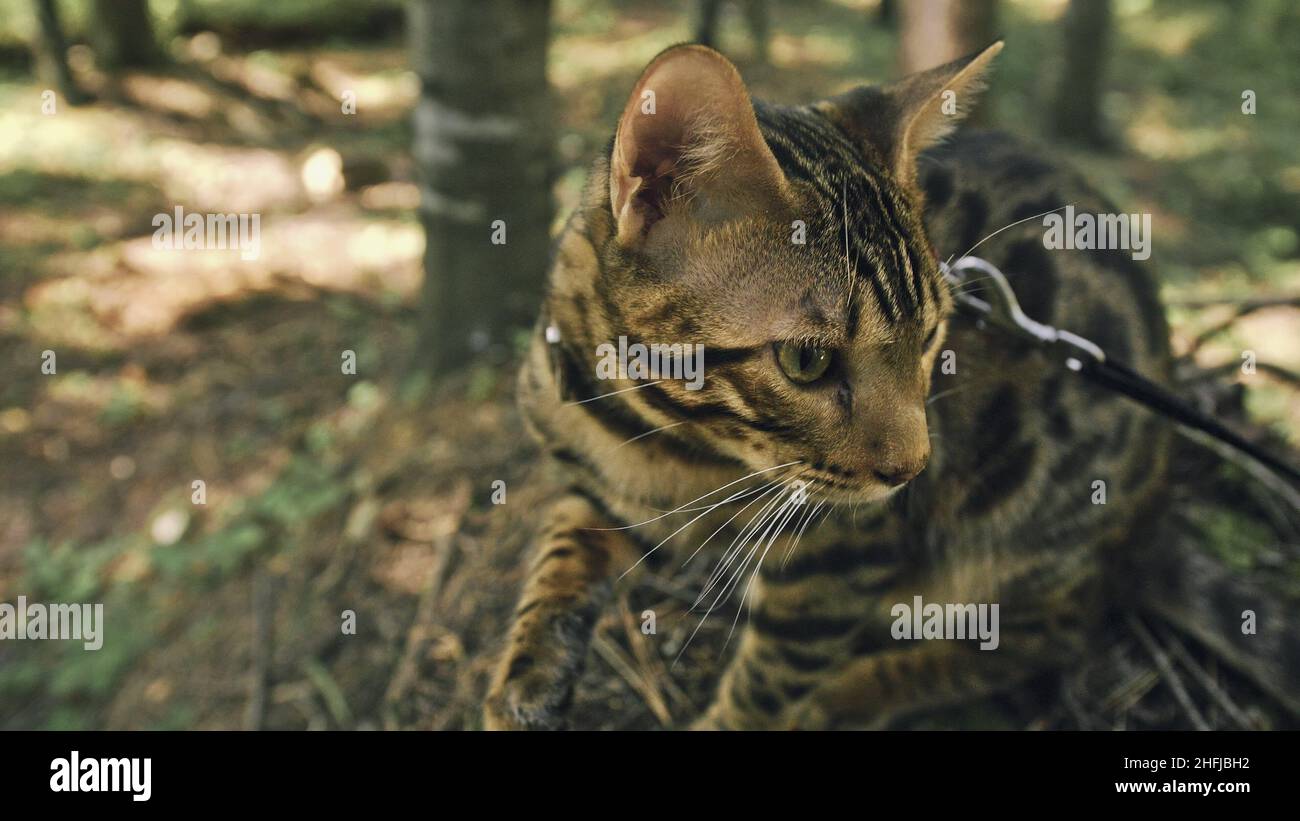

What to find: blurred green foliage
left=0, top=0, right=1295, bottom=730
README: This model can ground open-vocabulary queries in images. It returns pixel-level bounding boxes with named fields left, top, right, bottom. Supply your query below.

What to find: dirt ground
left=1, top=0, right=1297, bottom=730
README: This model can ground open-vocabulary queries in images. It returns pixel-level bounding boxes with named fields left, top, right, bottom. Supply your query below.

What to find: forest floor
left=0, top=0, right=1297, bottom=729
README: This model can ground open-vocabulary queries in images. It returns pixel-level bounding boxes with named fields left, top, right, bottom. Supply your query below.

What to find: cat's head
left=599, top=42, right=1001, bottom=502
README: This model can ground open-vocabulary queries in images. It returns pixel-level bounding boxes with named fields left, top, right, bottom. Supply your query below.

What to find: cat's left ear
left=609, top=45, right=790, bottom=248
left=818, top=41, right=1003, bottom=191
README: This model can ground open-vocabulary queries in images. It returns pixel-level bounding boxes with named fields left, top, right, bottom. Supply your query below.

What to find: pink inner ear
left=611, top=46, right=791, bottom=245
left=630, top=157, right=677, bottom=232
left=622, top=102, right=692, bottom=221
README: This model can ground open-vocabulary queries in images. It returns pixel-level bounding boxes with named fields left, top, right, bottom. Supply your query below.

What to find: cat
left=483, top=41, right=1176, bottom=730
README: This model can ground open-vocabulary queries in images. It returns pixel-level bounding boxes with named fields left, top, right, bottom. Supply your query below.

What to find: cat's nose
left=860, top=402, right=930, bottom=488
left=872, top=457, right=927, bottom=487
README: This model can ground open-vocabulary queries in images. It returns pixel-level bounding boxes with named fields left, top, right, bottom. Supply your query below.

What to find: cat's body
left=485, top=44, right=1172, bottom=730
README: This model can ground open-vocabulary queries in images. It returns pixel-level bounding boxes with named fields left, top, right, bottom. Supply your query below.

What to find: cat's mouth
left=799, top=472, right=906, bottom=505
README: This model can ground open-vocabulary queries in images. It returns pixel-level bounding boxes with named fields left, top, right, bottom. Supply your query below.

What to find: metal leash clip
left=941, top=255, right=1105, bottom=371
left=939, top=255, right=1300, bottom=485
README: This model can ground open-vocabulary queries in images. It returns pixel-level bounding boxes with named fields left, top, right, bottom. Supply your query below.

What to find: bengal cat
left=483, top=42, right=1172, bottom=730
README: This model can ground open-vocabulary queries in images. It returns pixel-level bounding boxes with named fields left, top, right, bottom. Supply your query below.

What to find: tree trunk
left=31, top=0, right=87, bottom=104
left=878, top=0, right=898, bottom=29
left=897, top=0, right=997, bottom=123
left=1050, top=0, right=1112, bottom=146
left=88, top=0, right=165, bottom=71
left=897, top=0, right=998, bottom=73
left=693, top=0, right=769, bottom=62
left=410, top=0, right=554, bottom=376
left=694, top=0, right=724, bottom=48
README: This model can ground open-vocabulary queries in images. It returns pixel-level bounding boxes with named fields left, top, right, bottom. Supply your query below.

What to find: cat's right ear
left=819, top=41, right=1002, bottom=192
left=610, top=45, right=789, bottom=247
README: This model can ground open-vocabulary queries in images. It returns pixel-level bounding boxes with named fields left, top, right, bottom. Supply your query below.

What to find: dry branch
left=1129, top=615, right=1211, bottom=730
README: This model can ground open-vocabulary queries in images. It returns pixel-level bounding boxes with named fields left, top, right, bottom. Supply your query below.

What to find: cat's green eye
left=775, top=342, right=833, bottom=384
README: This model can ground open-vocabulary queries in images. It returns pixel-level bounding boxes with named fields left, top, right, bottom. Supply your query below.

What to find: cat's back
left=920, top=131, right=1168, bottom=360
left=911, top=131, right=1172, bottom=579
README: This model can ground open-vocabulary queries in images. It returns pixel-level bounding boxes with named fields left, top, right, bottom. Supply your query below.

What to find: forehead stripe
left=896, top=237, right=921, bottom=312
left=861, top=242, right=901, bottom=324
left=847, top=174, right=905, bottom=320
left=755, top=102, right=933, bottom=326
left=853, top=168, right=919, bottom=315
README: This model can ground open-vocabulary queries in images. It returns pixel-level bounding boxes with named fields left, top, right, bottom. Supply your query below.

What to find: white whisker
left=944, top=202, right=1076, bottom=268
left=675, top=487, right=797, bottom=666
left=843, top=177, right=856, bottom=311
left=652, top=474, right=782, bottom=515
left=780, top=498, right=826, bottom=570
left=606, top=420, right=689, bottom=452
left=618, top=475, right=785, bottom=581
left=586, top=460, right=801, bottom=531
left=928, top=373, right=1006, bottom=407
left=927, top=385, right=969, bottom=405
left=702, top=468, right=807, bottom=572
left=950, top=273, right=1000, bottom=293
left=670, top=479, right=832, bottom=667
left=679, top=478, right=786, bottom=568
left=697, top=481, right=801, bottom=620
left=723, top=490, right=805, bottom=650
left=694, top=479, right=793, bottom=606
left=564, top=379, right=665, bottom=406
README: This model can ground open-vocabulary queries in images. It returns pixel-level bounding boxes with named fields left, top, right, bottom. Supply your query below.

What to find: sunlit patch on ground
left=0, top=0, right=1296, bottom=730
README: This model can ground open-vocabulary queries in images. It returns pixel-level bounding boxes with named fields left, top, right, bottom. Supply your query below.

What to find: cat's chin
left=810, top=480, right=903, bottom=506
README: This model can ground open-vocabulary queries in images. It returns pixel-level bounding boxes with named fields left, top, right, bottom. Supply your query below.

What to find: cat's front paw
left=483, top=635, right=582, bottom=730
left=483, top=671, right=574, bottom=730
left=785, top=691, right=891, bottom=730
left=483, top=682, right=567, bottom=731
left=783, top=697, right=834, bottom=731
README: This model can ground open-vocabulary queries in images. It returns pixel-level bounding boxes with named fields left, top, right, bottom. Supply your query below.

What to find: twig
left=1128, top=615, right=1211, bottom=730
left=638, top=573, right=702, bottom=606
left=303, top=658, right=353, bottom=727
left=1174, top=427, right=1300, bottom=517
left=1101, top=668, right=1159, bottom=715
left=1255, top=362, right=1300, bottom=390
left=243, top=571, right=275, bottom=731
left=591, top=632, right=673, bottom=727
left=1184, top=295, right=1300, bottom=355
left=312, top=490, right=375, bottom=596
left=1169, top=293, right=1300, bottom=311
left=620, top=600, right=690, bottom=713
left=1159, top=627, right=1255, bottom=729
left=1182, top=360, right=1300, bottom=391
left=383, top=533, right=457, bottom=724
left=1060, top=675, right=1097, bottom=730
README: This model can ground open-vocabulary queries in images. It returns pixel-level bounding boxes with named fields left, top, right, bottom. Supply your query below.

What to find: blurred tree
left=897, top=0, right=997, bottom=124
left=898, top=0, right=998, bottom=72
left=1050, top=0, right=1112, bottom=147
left=410, top=0, right=554, bottom=375
left=88, top=0, right=165, bottom=70
left=31, top=0, right=87, bottom=104
left=878, top=0, right=897, bottom=29
left=693, top=0, right=769, bottom=63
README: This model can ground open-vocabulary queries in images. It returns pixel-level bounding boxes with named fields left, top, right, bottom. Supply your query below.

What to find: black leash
left=942, top=256, right=1300, bottom=485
